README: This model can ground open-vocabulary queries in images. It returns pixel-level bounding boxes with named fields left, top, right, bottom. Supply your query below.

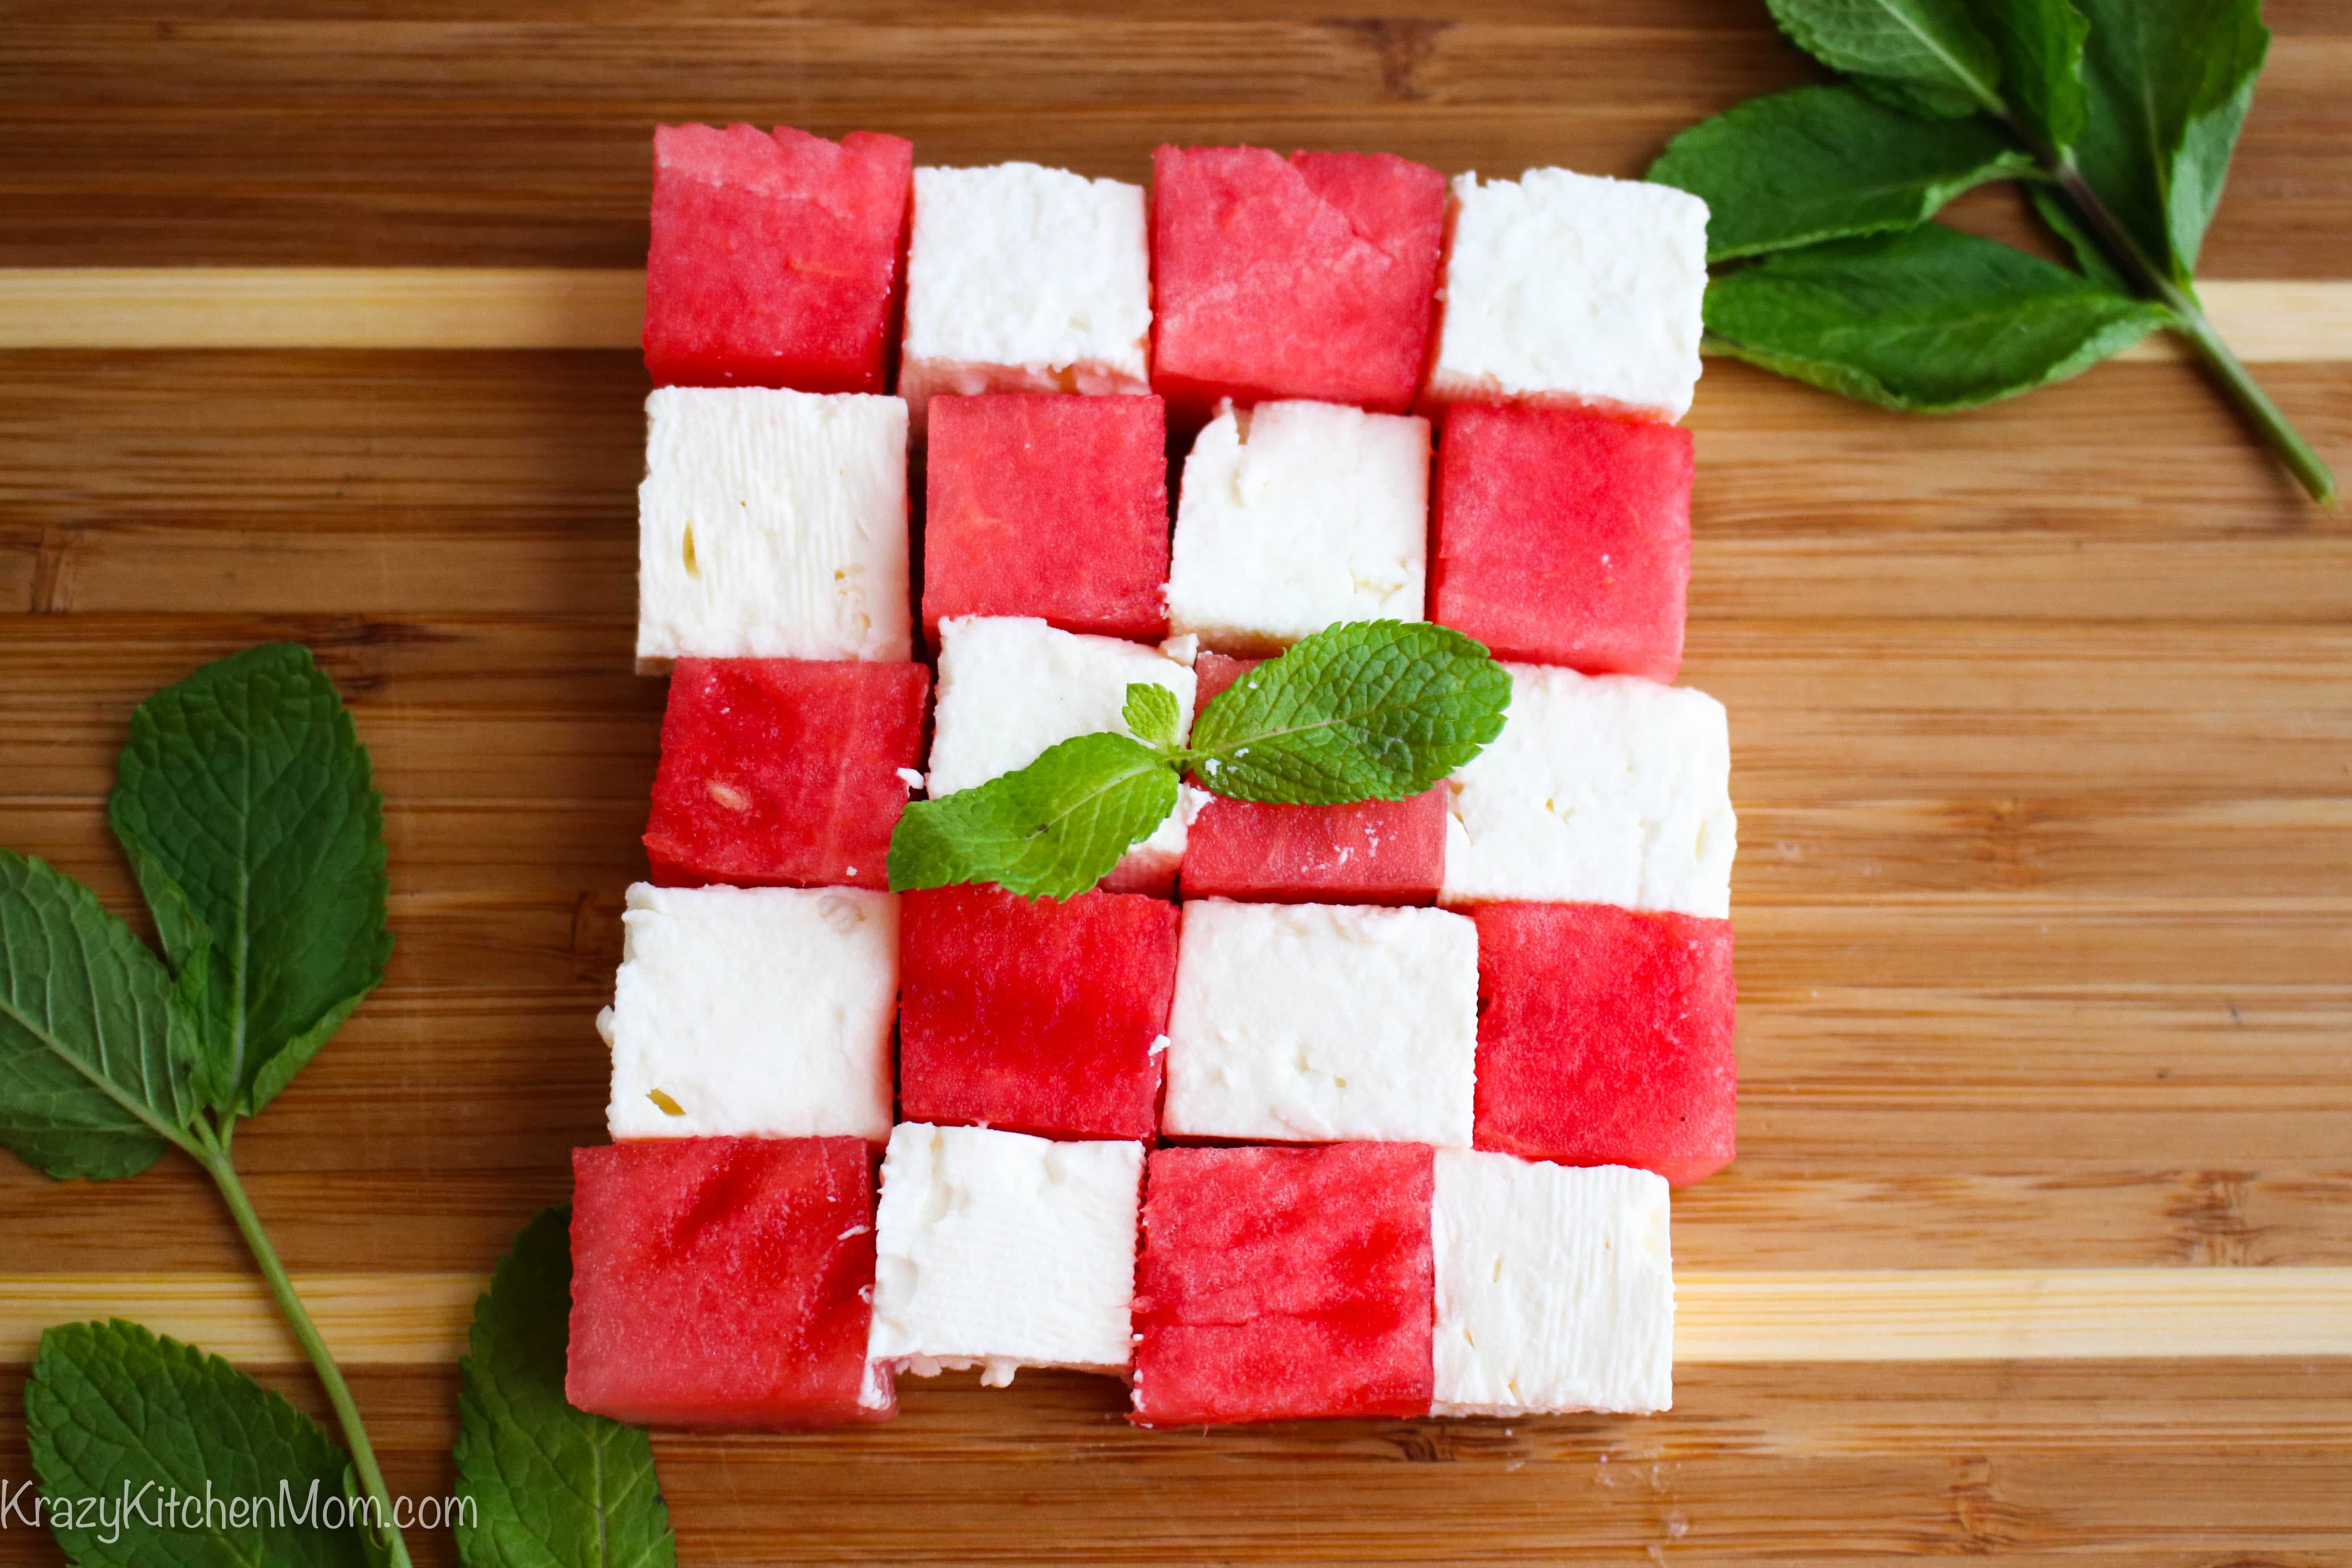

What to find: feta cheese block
left=922, top=394, right=1171, bottom=644
left=898, top=884, right=1179, bottom=1142
left=1161, top=899, right=1478, bottom=1147
left=1151, top=144, right=1446, bottom=418
left=643, top=124, right=912, bottom=395
left=1429, top=1152, right=1674, bottom=1416
left=867, top=1123, right=1145, bottom=1383
left=1426, top=168, right=1708, bottom=423
left=926, top=615, right=1199, bottom=894
left=636, top=386, right=910, bottom=669
left=568, top=1136, right=894, bottom=1428
left=1440, top=664, right=1735, bottom=918
left=1472, top=901, right=1736, bottom=1186
left=600, top=883, right=897, bottom=1142
left=1432, top=403, right=1695, bottom=681
left=1166, top=400, right=1431, bottom=655
left=643, top=658, right=929, bottom=892
left=898, top=162, right=1152, bottom=433
left=1131, top=1143, right=1435, bottom=1426
left=1180, top=653, right=1447, bottom=905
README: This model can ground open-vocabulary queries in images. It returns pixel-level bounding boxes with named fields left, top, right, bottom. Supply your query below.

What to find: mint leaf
left=1703, top=224, right=2171, bottom=410
left=1189, top=621, right=1510, bottom=805
left=26, top=1319, right=368, bottom=1567
left=1649, top=86, right=2031, bottom=260
left=2073, top=0, right=2268, bottom=283
left=889, top=733, right=1179, bottom=901
left=2029, top=183, right=2131, bottom=292
left=1974, top=0, right=2090, bottom=153
left=0, top=850, right=192, bottom=1181
left=456, top=1207, right=676, bottom=1568
left=1121, top=683, right=1181, bottom=749
left=108, top=644, right=392, bottom=1119
left=1764, top=0, right=2004, bottom=119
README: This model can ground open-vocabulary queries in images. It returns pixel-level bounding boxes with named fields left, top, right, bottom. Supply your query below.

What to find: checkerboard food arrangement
left=570, top=123, right=1736, bottom=1429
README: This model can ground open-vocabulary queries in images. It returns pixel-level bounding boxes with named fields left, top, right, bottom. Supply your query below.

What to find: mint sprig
left=0, top=645, right=411, bottom=1568
left=455, top=1208, right=677, bottom=1568
left=888, top=620, right=1510, bottom=900
left=1648, top=0, right=2334, bottom=506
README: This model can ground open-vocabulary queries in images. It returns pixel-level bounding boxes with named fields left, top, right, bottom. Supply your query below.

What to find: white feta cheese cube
left=1165, top=400, right=1431, bottom=655
left=636, top=386, right=910, bottom=669
left=1430, top=1152, right=1674, bottom=1416
left=867, top=1123, right=1144, bottom=1383
left=1161, top=899, right=1477, bottom=1147
left=926, top=615, right=1198, bottom=889
left=899, top=162, right=1152, bottom=433
left=1427, top=169, right=1708, bottom=423
left=600, top=883, right=896, bottom=1142
left=1441, top=663, right=1735, bottom=918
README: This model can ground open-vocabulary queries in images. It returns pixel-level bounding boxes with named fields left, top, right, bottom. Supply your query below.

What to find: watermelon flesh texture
left=567, top=1136, right=892, bottom=1427
left=922, top=394, right=1171, bottom=644
left=1431, top=403, right=1693, bottom=681
left=644, top=124, right=912, bottom=393
left=1470, top=900, right=1735, bottom=1185
left=1131, top=1143, right=1435, bottom=1425
left=1150, top=145, right=1445, bottom=420
left=897, top=884, right=1178, bottom=1141
left=644, top=658, right=929, bottom=892
left=1182, top=653, right=1446, bottom=904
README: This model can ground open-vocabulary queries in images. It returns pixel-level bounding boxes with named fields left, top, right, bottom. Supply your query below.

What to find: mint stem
left=196, top=1126, right=413, bottom=1568
left=2047, top=162, right=2336, bottom=507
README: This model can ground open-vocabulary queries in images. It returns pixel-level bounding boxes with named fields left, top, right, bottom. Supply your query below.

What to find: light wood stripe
left=2, top=1269, right=2344, bottom=1369
left=0, top=269, right=2346, bottom=361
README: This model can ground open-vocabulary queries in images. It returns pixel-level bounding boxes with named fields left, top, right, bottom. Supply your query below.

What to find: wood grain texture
left=1, top=0, right=2349, bottom=1560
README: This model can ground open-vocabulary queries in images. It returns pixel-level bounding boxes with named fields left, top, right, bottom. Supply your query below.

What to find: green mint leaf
left=0, top=850, right=192, bottom=1181
left=1121, top=682, right=1181, bottom=749
left=1972, top=0, right=2090, bottom=153
left=2072, top=0, right=2268, bottom=283
left=456, top=1207, right=677, bottom=1568
left=1703, top=224, right=2172, bottom=411
left=108, top=643, right=393, bottom=1120
left=1764, top=0, right=2005, bottom=119
left=888, top=733, right=1179, bottom=901
left=1188, top=621, right=1510, bottom=805
left=1649, top=85, right=2032, bottom=260
left=26, top=1319, right=370, bottom=1567
left=2029, top=183, right=2132, bottom=292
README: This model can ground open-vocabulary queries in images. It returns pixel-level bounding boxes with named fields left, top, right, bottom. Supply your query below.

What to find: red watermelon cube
left=1182, top=653, right=1446, bottom=905
left=1432, top=404, right=1694, bottom=681
left=898, top=884, right=1178, bottom=1141
left=1131, top=1143, right=1435, bottom=1426
left=643, top=658, right=929, bottom=892
left=1470, top=900, right=1736, bottom=1185
left=644, top=124, right=913, bottom=394
left=921, top=395, right=1171, bottom=644
left=1149, top=145, right=1445, bottom=420
left=567, top=1136, right=892, bottom=1427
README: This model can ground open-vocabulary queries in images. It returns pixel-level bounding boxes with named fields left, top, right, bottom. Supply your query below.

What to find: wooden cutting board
left=2, top=1, right=2348, bottom=1560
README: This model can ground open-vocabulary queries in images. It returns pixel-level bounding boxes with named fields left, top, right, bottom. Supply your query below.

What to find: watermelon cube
left=643, top=124, right=912, bottom=394
left=1150, top=145, right=1446, bottom=419
left=644, top=659, right=929, bottom=892
left=899, top=162, right=1152, bottom=433
left=898, top=884, right=1178, bottom=1141
left=1182, top=653, right=1445, bottom=904
left=1432, top=404, right=1693, bottom=681
left=1131, top=1143, right=1435, bottom=1426
left=1425, top=168, right=1707, bottom=423
left=921, top=395, right=1171, bottom=644
left=1470, top=900, right=1735, bottom=1185
left=568, top=1136, right=892, bottom=1427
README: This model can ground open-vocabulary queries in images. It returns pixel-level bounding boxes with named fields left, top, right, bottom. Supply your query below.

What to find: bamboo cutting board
left=2, top=1, right=2350, bottom=1561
